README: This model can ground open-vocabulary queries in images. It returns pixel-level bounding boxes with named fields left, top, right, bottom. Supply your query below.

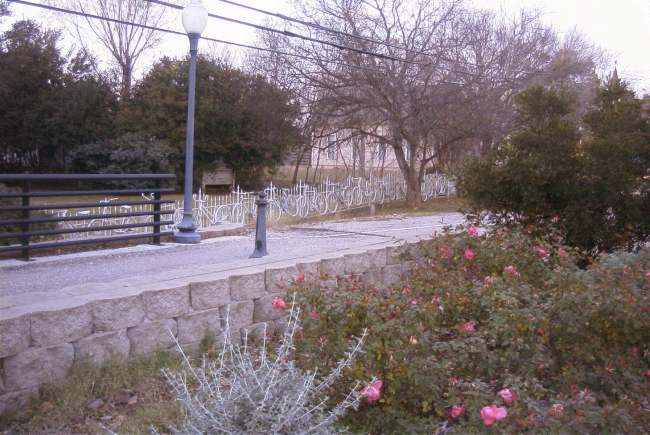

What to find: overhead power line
left=144, top=0, right=417, bottom=64
left=7, top=0, right=389, bottom=73
left=214, top=0, right=387, bottom=47
left=213, top=0, right=443, bottom=59
left=10, top=0, right=615, bottom=84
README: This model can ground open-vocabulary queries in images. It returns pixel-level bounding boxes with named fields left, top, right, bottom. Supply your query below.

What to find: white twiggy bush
left=160, top=296, right=368, bottom=435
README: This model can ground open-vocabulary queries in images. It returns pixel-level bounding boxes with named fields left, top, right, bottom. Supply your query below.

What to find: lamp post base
left=174, top=228, right=201, bottom=244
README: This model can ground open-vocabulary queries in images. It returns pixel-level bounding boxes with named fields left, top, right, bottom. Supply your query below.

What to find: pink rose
left=464, top=248, right=475, bottom=261
left=296, top=273, right=305, bottom=282
left=645, top=271, right=650, bottom=279
left=362, top=380, right=383, bottom=403
left=504, top=265, right=520, bottom=277
left=480, top=404, right=508, bottom=426
left=549, top=403, right=564, bottom=417
left=410, top=299, right=418, bottom=305
left=467, top=225, right=478, bottom=237
left=498, top=388, right=516, bottom=405
left=484, top=276, right=495, bottom=285
left=450, top=404, right=465, bottom=418
left=536, top=246, right=550, bottom=258
left=272, top=297, right=286, bottom=309
left=462, top=320, right=477, bottom=333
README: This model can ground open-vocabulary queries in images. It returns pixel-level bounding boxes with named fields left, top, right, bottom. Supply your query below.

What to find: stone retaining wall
left=0, top=241, right=423, bottom=415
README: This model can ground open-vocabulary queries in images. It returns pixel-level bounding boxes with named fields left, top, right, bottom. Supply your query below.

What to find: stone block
left=319, top=278, right=338, bottom=289
left=178, top=335, right=224, bottom=355
left=402, top=260, right=416, bottom=274
left=273, top=316, right=289, bottom=334
left=190, top=278, right=230, bottom=310
left=343, top=253, right=372, bottom=275
left=366, top=248, right=388, bottom=268
left=127, top=319, right=177, bottom=356
left=0, top=387, right=38, bottom=416
left=320, top=256, right=346, bottom=277
left=382, top=264, right=404, bottom=286
left=241, top=321, right=275, bottom=342
left=142, top=285, right=190, bottom=320
left=93, top=295, right=146, bottom=332
left=4, top=344, right=74, bottom=390
left=220, top=301, right=253, bottom=331
left=31, top=305, right=92, bottom=347
left=0, top=316, right=30, bottom=358
left=386, top=245, right=407, bottom=264
left=229, top=273, right=265, bottom=301
left=296, top=261, right=320, bottom=279
left=73, top=330, right=130, bottom=366
left=361, top=268, right=383, bottom=288
left=253, top=295, right=286, bottom=323
left=265, top=265, right=299, bottom=294
left=177, top=309, right=222, bottom=345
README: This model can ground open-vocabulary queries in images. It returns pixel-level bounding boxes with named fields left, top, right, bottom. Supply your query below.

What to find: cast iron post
left=250, top=191, right=269, bottom=258
left=175, top=33, right=201, bottom=244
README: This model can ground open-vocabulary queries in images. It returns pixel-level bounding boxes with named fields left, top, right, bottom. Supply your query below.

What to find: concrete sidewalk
left=0, top=213, right=464, bottom=306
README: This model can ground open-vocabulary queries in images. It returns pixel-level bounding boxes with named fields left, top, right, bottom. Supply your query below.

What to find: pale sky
left=3, top=0, right=650, bottom=94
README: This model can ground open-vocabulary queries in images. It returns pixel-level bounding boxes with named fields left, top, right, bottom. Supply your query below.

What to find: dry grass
left=0, top=349, right=191, bottom=434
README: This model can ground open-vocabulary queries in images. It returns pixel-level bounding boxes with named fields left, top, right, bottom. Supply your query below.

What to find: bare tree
left=0, top=0, right=9, bottom=18
left=53, top=0, right=166, bottom=97
left=254, top=0, right=601, bottom=206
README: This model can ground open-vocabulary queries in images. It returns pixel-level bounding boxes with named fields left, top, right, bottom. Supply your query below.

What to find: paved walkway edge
left=0, top=237, right=428, bottom=415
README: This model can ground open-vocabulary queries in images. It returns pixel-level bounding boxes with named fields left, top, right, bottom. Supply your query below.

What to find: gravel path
left=0, top=213, right=464, bottom=298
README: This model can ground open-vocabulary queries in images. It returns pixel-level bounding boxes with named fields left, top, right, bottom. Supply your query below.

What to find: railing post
left=153, top=180, right=161, bottom=245
left=250, top=191, right=269, bottom=258
left=20, top=182, right=30, bottom=261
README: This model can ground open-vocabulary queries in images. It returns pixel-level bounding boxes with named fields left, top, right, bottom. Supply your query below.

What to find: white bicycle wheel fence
left=51, top=173, right=455, bottom=238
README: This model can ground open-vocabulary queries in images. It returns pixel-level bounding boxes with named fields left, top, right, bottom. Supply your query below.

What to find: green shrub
left=456, top=80, right=650, bottom=256
left=292, top=227, right=650, bottom=433
left=67, top=133, right=177, bottom=186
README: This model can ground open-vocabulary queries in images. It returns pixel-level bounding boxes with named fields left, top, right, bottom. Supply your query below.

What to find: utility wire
left=214, top=0, right=446, bottom=59
left=10, top=0, right=611, bottom=83
left=144, top=0, right=418, bottom=64
left=215, top=0, right=390, bottom=47
left=7, top=0, right=389, bottom=73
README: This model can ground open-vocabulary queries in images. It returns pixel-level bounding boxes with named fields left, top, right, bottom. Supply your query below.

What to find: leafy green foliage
left=67, top=133, right=177, bottom=177
left=292, top=228, right=650, bottom=433
left=125, top=56, right=302, bottom=188
left=457, top=83, right=650, bottom=255
left=0, top=20, right=116, bottom=172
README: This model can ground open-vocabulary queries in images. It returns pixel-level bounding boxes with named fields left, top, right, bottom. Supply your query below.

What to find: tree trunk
left=291, top=145, right=307, bottom=184
left=405, top=170, right=422, bottom=208
left=391, top=130, right=422, bottom=208
left=121, top=62, right=132, bottom=99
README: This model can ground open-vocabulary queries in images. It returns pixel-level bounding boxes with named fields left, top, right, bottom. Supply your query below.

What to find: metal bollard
left=250, top=191, right=269, bottom=258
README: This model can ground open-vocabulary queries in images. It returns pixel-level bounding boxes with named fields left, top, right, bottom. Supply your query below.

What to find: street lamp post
left=175, top=0, right=208, bottom=244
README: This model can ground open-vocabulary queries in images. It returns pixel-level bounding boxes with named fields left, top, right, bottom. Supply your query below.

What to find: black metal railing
left=0, top=173, right=177, bottom=260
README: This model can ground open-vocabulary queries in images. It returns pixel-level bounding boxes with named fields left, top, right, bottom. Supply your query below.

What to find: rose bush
left=291, top=226, right=650, bottom=433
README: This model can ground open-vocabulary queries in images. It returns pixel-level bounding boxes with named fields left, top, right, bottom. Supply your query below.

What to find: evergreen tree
left=0, top=20, right=116, bottom=172
left=457, top=81, right=650, bottom=255
left=124, top=56, right=302, bottom=188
